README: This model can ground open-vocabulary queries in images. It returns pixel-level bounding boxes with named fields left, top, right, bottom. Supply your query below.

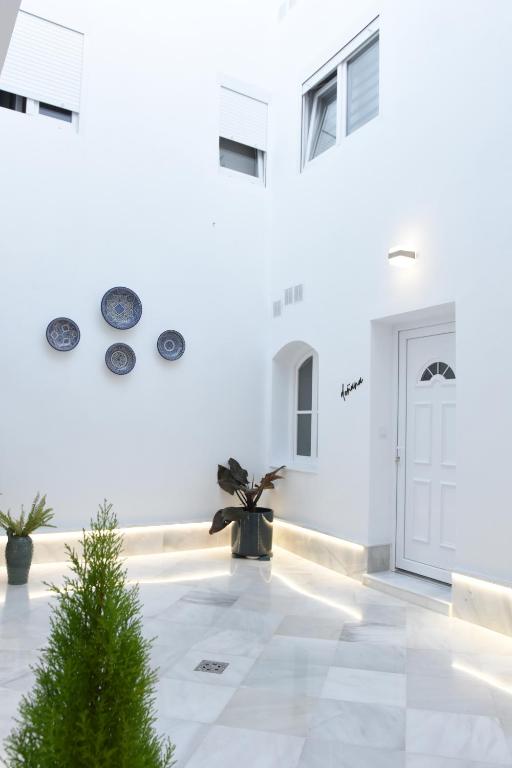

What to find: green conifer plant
left=3, top=502, right=175, bottom=768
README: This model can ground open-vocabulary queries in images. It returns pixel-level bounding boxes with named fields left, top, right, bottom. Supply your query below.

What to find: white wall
left=0, top=0, right=274, bottom=529
left=3, top=0, right=512, bottom=586
left=268, top=0, right=512, bottom=583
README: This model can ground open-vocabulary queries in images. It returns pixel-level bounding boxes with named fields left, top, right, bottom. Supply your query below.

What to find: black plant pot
left=5, top=533, right=34, bottom=585
left=231, top=508, right=273, bottom=560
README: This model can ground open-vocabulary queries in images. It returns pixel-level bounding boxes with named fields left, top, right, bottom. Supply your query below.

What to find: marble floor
left=3, top=546, right=512, bottom=766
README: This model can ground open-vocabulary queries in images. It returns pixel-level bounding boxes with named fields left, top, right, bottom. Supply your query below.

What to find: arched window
left=295, top=355, right=317, bottom=458
left=271, top=342, right=319, bottom=468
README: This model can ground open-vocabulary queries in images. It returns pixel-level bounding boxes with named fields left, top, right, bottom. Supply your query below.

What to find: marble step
left=363, top=570, right=452, bottom=615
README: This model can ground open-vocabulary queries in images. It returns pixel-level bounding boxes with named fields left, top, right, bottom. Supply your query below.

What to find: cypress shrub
left=4, top=502, right=175, bottom=768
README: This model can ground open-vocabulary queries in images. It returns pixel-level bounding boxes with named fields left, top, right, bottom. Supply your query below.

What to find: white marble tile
left=243, top=657, right=329, bottom=697
left=340, top=621, right=406, bottom=646
left=0, top=686, right=24, bottom=741
left=407, top=670, right=496, bottom=716
left=276, top=614, right=345, bottom=640
left=406, top=708, right=512, bottom=764
left=155, top=717, right=208, bottom=766
left=298, top=739, right=405, bottom=768
left=259, top=636, right=339, bottom=667
left=334, top=641, right=406, bottom=673
left=156, top=677, right=236, bottom=723
left=190, top=627, right=267, bottom=658
left=185, top=724, right=304, bottom=768
left=406, top=648, right=477, bottom=678
left=452, top=575, right=512, bottom=638
left=322, top=666, right=406, bottom=706
left=216, top=605, right=283, bottom=636
left=405, top=756, right=506, bottom=768
left=309, top=699, right=405, bottom=750
left=217, top=687, right=315, bottom=737
left=273, top=522, right=367, bottom=578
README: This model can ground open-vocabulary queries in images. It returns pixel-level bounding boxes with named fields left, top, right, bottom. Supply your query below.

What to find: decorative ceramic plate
left=46, top=317, right=80, bottom=351
left=157, top=330, right=185, bottom=361
left=105, top=343, right=136, bottom=375
left=101, top=287, right=142, bottom=329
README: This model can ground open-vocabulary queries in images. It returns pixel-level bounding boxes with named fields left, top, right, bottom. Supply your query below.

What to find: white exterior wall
left=268, top=0, right=512, bottom=584
left=2, top=0, right=512, bottom=587
left=0, top=0, right=273, bottom=528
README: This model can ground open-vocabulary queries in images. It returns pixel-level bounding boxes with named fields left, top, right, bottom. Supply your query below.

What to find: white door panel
left=396, top=324, right=456, bottom=583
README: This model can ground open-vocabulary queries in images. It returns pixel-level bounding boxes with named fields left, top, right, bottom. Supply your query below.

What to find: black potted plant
left=210, top=459, right=285, bottom=560
left=0, top=493, right=55, bottom=585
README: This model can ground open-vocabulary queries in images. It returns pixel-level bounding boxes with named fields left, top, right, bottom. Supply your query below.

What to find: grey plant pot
left=231, top=508, right=273, bottom=560
left=5, top=533, right=34, bottom=585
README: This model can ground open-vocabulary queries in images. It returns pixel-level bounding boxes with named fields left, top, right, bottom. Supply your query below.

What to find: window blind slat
left=220, top=86, right=268, bottom=151
left=347, top=38, right=379, bottom=135
left=0, top=11, right=83, bottom=112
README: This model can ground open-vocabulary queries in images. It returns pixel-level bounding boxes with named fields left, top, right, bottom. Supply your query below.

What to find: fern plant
left=3, top=502, right=175, bottom=768
left=0, top=493, right=54, bottom=537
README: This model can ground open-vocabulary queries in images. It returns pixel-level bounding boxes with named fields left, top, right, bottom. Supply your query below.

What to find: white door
left=396, top=323, right=456, bottom=583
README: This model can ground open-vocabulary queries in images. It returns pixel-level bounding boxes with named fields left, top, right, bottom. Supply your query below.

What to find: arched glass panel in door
left=420, top=361, right=456, bottom=382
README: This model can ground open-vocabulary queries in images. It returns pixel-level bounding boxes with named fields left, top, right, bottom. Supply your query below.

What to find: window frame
left=219, top=135, right=266, bottom=186
left=301, top=20, right=379, bottom=169
left=0, top=92, right=79, bottom=130
left=305, top=74, right=337, bottom=163
left=291, top=351, right=319, bottom=465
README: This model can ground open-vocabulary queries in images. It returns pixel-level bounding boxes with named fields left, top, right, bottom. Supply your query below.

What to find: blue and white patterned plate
left=105, top=343, right=136, bottom=375
left=46, top=317, right=80, bottom=351
left=101, top=287, right=142, bottom=329
left=157, top=330, right=185, bottom=361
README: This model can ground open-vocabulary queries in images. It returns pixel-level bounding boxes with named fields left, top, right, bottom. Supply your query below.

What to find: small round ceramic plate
left=46, top=317, right=80, bottom=351
left=105, top=343, right=136, bottom=375
left=157, top=330, right=185, bottom=361
left=101, top=287, right=142, bottom=329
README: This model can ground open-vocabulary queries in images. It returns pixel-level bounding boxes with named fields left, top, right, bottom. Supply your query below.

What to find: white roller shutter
left=0, top=11, right=83, bottom=112
left=220, top=86, right=268, bottom=151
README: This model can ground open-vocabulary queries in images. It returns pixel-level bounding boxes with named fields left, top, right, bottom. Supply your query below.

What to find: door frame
left=394, top=321, right=456, bottom=583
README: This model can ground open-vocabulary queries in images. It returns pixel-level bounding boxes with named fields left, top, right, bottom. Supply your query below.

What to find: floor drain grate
left=194, top=660, right=229, bottom=675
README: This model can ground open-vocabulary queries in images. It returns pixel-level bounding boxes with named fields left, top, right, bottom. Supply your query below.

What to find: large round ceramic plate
left=105, top=343, right=136, bottom=375
left=101, top=287, right=142, bottom=329
left=157, top=330, right=185, bottom=361
left=46, top=317, right=80, bottom=351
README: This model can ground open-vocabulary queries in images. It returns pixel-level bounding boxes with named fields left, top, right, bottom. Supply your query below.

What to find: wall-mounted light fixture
left=388, top=247, right=416, bottom=268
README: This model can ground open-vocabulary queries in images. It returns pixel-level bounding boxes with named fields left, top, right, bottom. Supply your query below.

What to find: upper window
left=302, top=22, right=379, bottom=167
left=219, top=137, right=265, bottom=180
left=219, top=84, right=268, bottom=184
left=0, top=90, right=26, bottom=113
left=39, top=102, right=73, bottom=123
left=346, top=39, right=380, bottom=134
left=0, top=11, right=83, bottom=130
left=306, top=76, right=337, bottom=161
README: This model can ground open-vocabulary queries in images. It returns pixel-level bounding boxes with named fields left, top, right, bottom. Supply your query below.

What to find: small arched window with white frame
left=294, top=351, right=319, bottom=462
left=271, top=341, right=319, bottom=470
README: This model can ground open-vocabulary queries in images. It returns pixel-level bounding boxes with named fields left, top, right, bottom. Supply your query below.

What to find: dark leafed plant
left=0, top=493, right=54, bottom=537
left=3, top=501, right=175, bottom=768
left=210, top=458, right=285, bottom=535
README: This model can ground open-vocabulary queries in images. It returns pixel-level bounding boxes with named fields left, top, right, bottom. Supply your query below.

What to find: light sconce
left=388, top=247, right=416, bottom=268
